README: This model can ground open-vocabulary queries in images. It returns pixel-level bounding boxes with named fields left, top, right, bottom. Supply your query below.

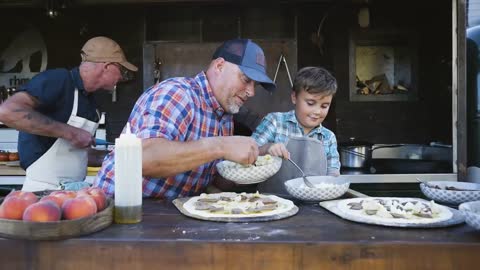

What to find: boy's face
left=291, top=90, right=333, bottom=133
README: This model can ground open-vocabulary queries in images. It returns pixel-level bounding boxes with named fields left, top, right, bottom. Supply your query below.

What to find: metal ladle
left=287, top=158, right=316, bottom=188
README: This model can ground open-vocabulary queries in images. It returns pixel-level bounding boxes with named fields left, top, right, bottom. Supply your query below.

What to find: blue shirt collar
left=286, top=110, right=326, bottom=137
left=70, top=67, right=88, bottom=95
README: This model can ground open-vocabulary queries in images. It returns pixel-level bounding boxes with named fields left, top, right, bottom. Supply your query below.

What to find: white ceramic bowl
left=216, top=156, right=282, bottom=185
left=459, top=201, right=480, bottom=230
left=284, top=176, right=350, bottom=201
left=420, top=181, right=480, bottom=205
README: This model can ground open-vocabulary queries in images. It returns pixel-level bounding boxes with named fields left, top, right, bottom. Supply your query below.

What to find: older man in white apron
left=0, top=36, right=137, bottom=192
left=22, top=89, right=99, bottom=191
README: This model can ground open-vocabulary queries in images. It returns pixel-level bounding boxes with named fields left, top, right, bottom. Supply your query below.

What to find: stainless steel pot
left=339, top=146, right=371, bottom=168
left=339, top=138, right=404, bottom=168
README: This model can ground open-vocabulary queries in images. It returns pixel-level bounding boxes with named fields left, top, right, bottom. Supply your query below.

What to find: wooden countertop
left=0, top=199, right=479, bottom=270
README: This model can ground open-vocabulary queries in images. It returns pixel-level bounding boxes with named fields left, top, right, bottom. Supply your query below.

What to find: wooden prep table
left=0, top=199, right=479, bottom=270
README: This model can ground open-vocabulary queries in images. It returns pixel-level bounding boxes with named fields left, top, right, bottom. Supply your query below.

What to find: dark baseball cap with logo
left=212, top=39, right=276, bottom=92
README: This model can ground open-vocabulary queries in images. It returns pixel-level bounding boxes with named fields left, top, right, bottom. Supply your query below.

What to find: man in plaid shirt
left=95, top=39, right=276, bottom=200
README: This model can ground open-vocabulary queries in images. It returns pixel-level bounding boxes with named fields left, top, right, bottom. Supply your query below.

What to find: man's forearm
left=0, top=93, right=73, bottom=140
left=142, top=137, right=224, bottom=178
left=6, top=107, right=72, bottom=139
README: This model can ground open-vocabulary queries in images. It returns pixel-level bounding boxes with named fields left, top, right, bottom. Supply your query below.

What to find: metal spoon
left=287, top=158, right=316, bottom=188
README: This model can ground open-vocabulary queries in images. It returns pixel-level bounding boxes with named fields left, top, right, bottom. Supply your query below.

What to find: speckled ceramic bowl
left=459, top=201, right=480, bottom=230
left=216, top=156, right=282, bottom=185
left=284, top=176, right=350, bottom=201
left=420, top=181, right=480, bottom=205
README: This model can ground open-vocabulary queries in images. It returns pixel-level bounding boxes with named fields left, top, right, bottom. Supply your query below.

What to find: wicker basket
left=0, top=198, right=113, bottom=240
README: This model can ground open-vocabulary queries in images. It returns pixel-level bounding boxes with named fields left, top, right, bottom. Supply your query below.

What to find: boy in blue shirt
left=252, top=66, right=340, bottom=194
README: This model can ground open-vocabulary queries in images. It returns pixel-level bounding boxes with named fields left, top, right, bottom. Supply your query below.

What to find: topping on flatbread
left=338, top=197, right=453, bottom=224
left=221, top=155, right=275, bottom=169
left=182, top=192, right=295, bottom=218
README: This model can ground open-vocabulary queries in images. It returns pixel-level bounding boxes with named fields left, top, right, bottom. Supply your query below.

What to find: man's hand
left=221, top=136, right=259, bottom=165
left=65, top=127, right=94, bottom=148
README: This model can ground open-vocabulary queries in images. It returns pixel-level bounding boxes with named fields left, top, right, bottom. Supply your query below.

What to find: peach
left=6, top=190, right=38, bottom=205
left=40, top=195, right=65, bottom=209
left=77, top=187, right=107, bottom=212
left=22, top=201, right=61, bottom=222
left=50, top=190, right=77, bottom=199
left=62, top=196, right=97, bottom=220
left=41, top=191, right=76, bottom=208
left=1, top=196, right=36, bottom=220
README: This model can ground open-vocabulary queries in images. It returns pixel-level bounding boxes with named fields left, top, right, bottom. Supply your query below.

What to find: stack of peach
left=0, top=187, right=107, bottom=222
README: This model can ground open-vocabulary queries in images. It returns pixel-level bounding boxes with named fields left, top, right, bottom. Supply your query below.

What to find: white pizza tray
left=320, top=197, right=465, bottom=228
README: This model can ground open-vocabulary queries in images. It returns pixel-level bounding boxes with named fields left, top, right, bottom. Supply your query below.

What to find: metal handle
left=371, top=144, right=405, bottom=151
left=287, top=158, right=306, bottom=176
left=340, top=148, right=367, bottom=158
left=287, top=158, right=315, bottom=188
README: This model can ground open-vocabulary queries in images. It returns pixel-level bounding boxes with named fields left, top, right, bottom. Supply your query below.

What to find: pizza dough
left=337, top=197, right=453, bottom=224
left=182, top=192, right=295, bottom=218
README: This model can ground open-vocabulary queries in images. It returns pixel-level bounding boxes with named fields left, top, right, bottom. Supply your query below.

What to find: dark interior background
left=0, top=0, right=453, bottom=146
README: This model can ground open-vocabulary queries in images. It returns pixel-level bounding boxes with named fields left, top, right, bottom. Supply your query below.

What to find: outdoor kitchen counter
left=1, top=199, right=479, bottom=270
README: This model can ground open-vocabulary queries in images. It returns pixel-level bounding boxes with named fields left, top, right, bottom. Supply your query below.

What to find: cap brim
left=120, top=61, right=138, bottom=72
left=239, top=66, right=276, bottom=92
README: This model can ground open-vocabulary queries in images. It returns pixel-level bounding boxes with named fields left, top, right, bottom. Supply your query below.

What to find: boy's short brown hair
left=292, top=66, right=337, bottom=96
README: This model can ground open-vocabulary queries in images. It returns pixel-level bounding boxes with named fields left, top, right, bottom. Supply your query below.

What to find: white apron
left=257, top=136, right=327, bottom=197
left=22, top=88, right=99, bottom=192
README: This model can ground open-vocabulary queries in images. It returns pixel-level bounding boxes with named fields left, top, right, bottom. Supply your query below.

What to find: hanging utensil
left=273, top=54, right=293, bottom=88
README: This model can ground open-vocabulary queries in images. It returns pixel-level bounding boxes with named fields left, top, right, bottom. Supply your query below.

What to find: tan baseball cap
left=81, top=36, right=138, bottom=72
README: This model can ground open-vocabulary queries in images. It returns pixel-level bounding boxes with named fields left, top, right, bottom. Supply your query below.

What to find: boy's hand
left=266, top=143, right=290, bottom=159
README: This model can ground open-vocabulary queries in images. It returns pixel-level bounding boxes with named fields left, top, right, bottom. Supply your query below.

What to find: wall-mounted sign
left=0, top=28, right=48, bottom=88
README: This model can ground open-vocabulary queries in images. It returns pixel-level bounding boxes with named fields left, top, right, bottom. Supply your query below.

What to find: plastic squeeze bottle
left=114, top=122, right=142, bottom=224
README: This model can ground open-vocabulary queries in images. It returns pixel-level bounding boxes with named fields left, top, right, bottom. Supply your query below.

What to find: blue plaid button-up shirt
left=251, top=110, right=340, bottom=173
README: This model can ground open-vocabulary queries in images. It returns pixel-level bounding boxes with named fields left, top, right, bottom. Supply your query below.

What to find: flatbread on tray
left=336, top=197, right=453, bottom=224
left=173, top=192, right=298, bottom=222
left=319, top=197, right=465, bottom=228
